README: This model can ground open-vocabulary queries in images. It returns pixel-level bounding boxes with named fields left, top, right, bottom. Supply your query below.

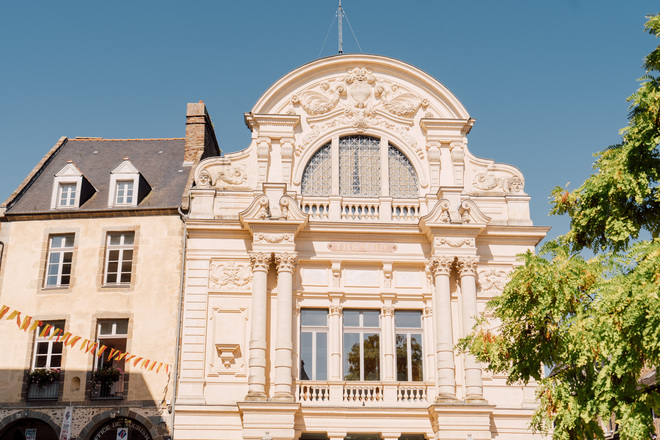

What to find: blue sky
left=1, top=1, right=657, bottom=244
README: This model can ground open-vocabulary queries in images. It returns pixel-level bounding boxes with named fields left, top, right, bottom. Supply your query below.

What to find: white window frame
left=395, top=310, right=424, bottom=382
left=95, top=319, right=128, bottom=370
left=58, top=183, right=77, bottom=207
left=32, top=321, right=64, bottom=370
left=114, top=180, right=134, bottom=205
left=300, top=309, right=329, bottom=381
left=103, top=231, right=135, bottom=285
left=44, top=234, right=75, bottom=288
left=342, top=309, right=381, bottom=381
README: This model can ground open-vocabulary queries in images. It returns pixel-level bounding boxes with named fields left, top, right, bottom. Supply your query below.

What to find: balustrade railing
left=300, top=197, right=422, bottom=223
left=295, top=381, right=430, bottom=406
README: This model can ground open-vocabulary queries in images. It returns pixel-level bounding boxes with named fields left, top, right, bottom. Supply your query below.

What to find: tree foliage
left=459, top=14, right=660, bottom=440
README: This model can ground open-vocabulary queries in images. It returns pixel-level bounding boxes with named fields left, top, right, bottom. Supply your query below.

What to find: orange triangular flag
left=0, top=305, right=10, bottom=320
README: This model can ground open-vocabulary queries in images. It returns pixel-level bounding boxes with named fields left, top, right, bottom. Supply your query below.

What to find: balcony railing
left=91, top=375, right=125, bottom=399
left=301, top=197, right=422, bottom=223
left=296, top=381, right=431, bottom=406
left=27, top=382, right=59, bottom=400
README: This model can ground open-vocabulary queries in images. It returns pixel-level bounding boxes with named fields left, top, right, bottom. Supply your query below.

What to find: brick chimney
left=184, top=101, right=221, bottom=165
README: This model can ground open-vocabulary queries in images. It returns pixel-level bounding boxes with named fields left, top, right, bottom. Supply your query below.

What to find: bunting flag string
left=1, top=305, right=171, bottom=375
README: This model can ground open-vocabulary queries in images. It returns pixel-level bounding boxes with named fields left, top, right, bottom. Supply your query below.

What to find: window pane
left=363, top=333, right=380, bottom=381
left=48, top=253, right=60, bottom=265
left=63, top=252, right=73, bottom=263
left=50, top=354, right=62, bottom=368
left=362, top=310, right=380, bottom=327
left=35, top=356, right=47, bottom=368
left=343, top=310, right=360, bottom=327
left=301, top=309, right=327, bottom=326
left=300, top=332, right=313, bottom=380
left=123, top=232, right=135, bottom=245
left=37, top=342, right=48, bottom=355
left=395, top=310, right=422, bottom=328
left=343, top=332, right=361, bottom=380
left=410, top=333, right=423, bottom=381
left=120, top=273, right=131, bottom=283
left=316, top=332, right=327, bottom=380
left=114, top=320, right=128, bottom=335
left=339, top=136, right=381, bottom=197
left=396, top=333, right=408, bottom=381
left=301, top=143, right=332, bottom=196
left=51, top=236, right=63, bottom=248
left=110, top=235, right=121, bottom=245
left=388, top=145, right=419, bottom=198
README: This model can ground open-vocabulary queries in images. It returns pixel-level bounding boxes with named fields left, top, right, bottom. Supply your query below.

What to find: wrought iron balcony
left=91, top=375, right=125, bottom=399
left=27, top=382, right=59, bottom=400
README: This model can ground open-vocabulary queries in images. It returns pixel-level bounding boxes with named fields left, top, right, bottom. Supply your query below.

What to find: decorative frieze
left=253, top=233, right=294, bottom=244
left=434, top=237, right=475, bottom=248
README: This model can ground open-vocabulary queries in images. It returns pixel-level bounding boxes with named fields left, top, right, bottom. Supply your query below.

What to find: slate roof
left=5, top=138, right=190, bottom=215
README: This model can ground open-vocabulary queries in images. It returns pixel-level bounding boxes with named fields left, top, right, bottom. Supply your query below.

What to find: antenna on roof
left=338, top=0, right=343, bottom=54
left=318, top=1, right=363, bottom=57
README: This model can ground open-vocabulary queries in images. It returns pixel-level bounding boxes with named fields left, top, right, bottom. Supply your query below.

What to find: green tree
left=459, top=14, right=660, bottom=440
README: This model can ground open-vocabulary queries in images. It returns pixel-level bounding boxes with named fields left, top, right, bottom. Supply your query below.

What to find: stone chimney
left=184, top=101, right=221, bottom=165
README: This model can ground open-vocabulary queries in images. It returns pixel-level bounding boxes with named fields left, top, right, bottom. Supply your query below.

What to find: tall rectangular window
left=45, top=234, right=74, bottom=287
left=94, top=319, right=128, bottom=398
left=115, top=181, right=134, bottom=205
left=33, top=321, right=64, bottom=369
left=104, top=232, right=134, bottom=285
left=395, top=310, right=423, bottom=381
left=58, top=183, right=77, bottom=207
left=343, top=310, right=380, bottom=381
left=300, top=309, right=328, bottom=380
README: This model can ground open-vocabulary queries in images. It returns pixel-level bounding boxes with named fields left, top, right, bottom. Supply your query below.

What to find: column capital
left=249, top=252, right=272, bottom=272
left=329, top=304, right=343, bottom=316
left=275, top=252, right=298, bottom=273
left=428, top=255, right=454, bottom=277
left=457, top=256, right=479, bottom=276
left=381, top=305, right=395, bottom=317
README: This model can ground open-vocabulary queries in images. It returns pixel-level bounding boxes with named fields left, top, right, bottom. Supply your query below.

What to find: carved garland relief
left=472, top=170, right=525, bottom=194
left=477, top=269, right=509, bottom=295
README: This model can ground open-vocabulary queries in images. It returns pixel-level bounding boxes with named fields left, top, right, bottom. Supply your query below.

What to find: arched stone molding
left=77, top=410, right=161, bottom=440
left=291, top=125, right=430, bottom=192
left=0, top=411, right=60, bottom=439
left=251, top=54, right=470, bottom=120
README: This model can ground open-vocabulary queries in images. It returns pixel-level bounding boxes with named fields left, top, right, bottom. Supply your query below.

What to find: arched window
left=301, top=135, right=418, bottom=198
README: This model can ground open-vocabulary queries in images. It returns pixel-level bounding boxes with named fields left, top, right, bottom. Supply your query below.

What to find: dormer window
left=58, top=183, right=77, bottom=207
left=115, top=181, right=134, bottom=205
left=302, top=135, right=418, bottom=198
left=50, top=161, right=95, bottom=209
left=108, top=158, right=150, bottom=208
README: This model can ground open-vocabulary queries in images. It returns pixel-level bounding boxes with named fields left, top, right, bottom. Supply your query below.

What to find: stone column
left=329, top=304, right=342, bottom=380
left=381, top=305, right=395, bottom=381
left=429, top=256, right=457, bottom=402
left=272, top=252, right=298, bottom=401
left=457, top=256, right=485, bottom=402
left=246, top=252, right=272, bottom=401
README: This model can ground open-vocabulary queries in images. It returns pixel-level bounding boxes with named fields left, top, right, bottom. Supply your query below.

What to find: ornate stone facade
left=178, top=54, right=550, bottom=440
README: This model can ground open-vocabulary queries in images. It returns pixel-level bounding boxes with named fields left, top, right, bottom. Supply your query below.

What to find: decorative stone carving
left=435, top=237, right=475, bottom=248
left=216, top=344, right=240, bottom=368
left=210, top=262, right=253, bottom=290
left=438, top=200, right=451, bottom=223
left=457, top=257, right=479, bottom=277
left=249, top=252, right=272, bottom=272
left=329, top=304, right=342, bottom=316
left=478, top=269, right=509, bottom=295
left=473, top=171, right=526, bottom=194
left=197, top=169, right=212, bottom=188
left=423, top=306, right=433, bottom=318
left=218, top=166, right=248, bottom=185
left=292, top=66, right=428, bottom=157
left=253, top=233, right=294, bottom=244
left=428, top=256, right=454, bottom=277
left=275, top=252, right=298, bottom=273
left=383, top=263, right=392, bottom=288
left=331, top=262, right=341, bottom=287
left=381, top=306, right=394, bottom=316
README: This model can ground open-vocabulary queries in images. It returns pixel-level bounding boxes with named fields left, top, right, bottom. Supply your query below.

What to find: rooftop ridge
left=72, top=137, right=185, bottom=141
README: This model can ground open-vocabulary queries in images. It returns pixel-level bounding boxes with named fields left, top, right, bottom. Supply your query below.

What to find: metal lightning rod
left=338, top=0, right=343, bottom=54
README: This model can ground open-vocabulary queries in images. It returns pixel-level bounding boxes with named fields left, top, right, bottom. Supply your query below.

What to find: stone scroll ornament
left=477, top=269, right=509, bottom=295
left=473, top=172, right=525, bottom=194
left=0, top=305, right=171, bottom=374
left=292, top=67, right=429, bottom=157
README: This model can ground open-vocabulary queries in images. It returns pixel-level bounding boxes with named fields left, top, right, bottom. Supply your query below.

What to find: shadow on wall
left=0, top=369, right=171, bottom=440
